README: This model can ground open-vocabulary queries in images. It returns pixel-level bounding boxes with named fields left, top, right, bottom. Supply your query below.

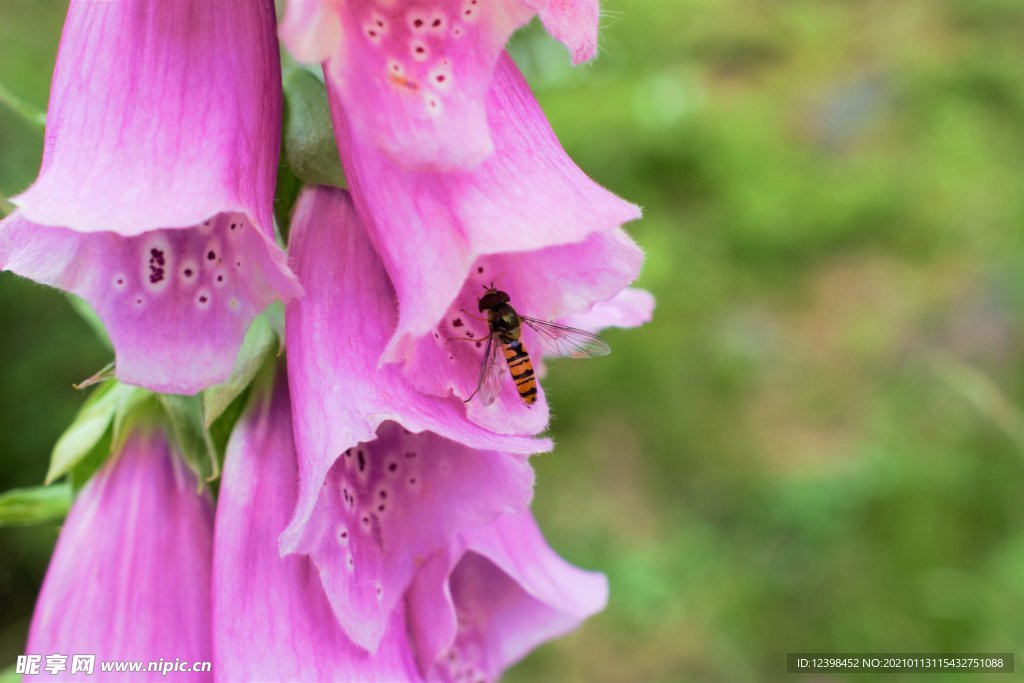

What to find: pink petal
left=0, top=213, right=298, bottom=394
left=282, top=0, right=604, bottom=169
left=408, top=511, right=608, bottom=681
left=329, top=53, right=642, bottom=433
left=213, top=377, right=423, bottom=681
left=0, top=0, right=300, bottom=394
left=282, top=186, right=549, bottom=643
left=279, top=0, right=344, bottom=64
left=297, top=421, right=534, bottom=654
left=297, top=0, right=540, bottom=171
left=540, top=0, right=601, bottom=64
left=27, top=431, right=212, bottom=681
left=559, top=287, right=656, bottom=334
left=15, top=0, right=282, bottom=236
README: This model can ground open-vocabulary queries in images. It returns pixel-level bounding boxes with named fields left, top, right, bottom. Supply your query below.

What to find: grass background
left=1, top=1, right=1023, bottom=681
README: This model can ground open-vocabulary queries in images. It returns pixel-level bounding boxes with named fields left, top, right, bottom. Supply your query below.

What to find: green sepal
left=281, top=66, right=345, bottom=188
left=46, top=381, right=150, bottom=485
left=0, top=483, right=72, bottom=527
left=202, top=307, right=280, bottom=429
left=158, top=394, right=219, bottom=486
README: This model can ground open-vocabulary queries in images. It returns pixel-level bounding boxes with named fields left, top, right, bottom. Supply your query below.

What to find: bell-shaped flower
left=326, top=53, right=645, bottom=436
left=280, top=0, right=603, bottom=171
left=214, top=363, right=606, bottom=680
left=214, top=375, right=423, bottom=681
left=408, top=510, right=608, bottom=682
left=26, top=428, right=212, bottom=680
left=283, top=186, right=545, bottom=652
left=0, top=0, right=300, bottom=394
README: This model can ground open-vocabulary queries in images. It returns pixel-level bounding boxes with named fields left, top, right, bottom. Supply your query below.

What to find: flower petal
left=299, top=0, right=539, bottom=171
left=558, top=287, right=656, bottom=334
left=280, top=0, right=344, bottom=64
left=0, top=0, right=300, bottom=394
left=283, top=0, right=605, bottom=167
left=0, top=212, right=298, bottom=394
left=282, top=187, right=549, bottom=613
left=213, top=377, right=424, bottom=681
left=408, top=511, right=608, bottom=681
left=540, top=0, right=601, bottom=64
left=297, top=421, right=534, bottom=653
left=14, top=0, right=282, bottom=236
left=27, top=431, right=212, bottom=680
left=328, top=53, right=641, bottom=433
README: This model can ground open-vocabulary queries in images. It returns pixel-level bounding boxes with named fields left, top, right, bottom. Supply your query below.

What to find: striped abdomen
left=503, top=341, right=537, bottom=405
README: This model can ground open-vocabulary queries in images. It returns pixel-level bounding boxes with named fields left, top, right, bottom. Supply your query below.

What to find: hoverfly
left=450, top=285, right=611, bottom=406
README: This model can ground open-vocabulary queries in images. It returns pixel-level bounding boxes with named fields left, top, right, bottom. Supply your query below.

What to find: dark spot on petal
left=475, top=341, right=482, bottom=348
left=199, top=295, right=209, bottom=303
left=413, top=18, right=424, bottom=27
left=432, top=18, right=442, bottom=27
left=183, top=269, right=193, bottom=277
left=377, top=504, right=386, bottom=512
left=379, top=490, right=388, bottom=499
left=357, top=450, right=366, bottom=472
left=477, top=267, right=484, bottom=274
left=435, top=74, right=446, bottom=83
left=388, top=463, right=398, bottom=472
left=207, top=250, right=216, bottom=261
left=453, top=318, right=463, bottom=327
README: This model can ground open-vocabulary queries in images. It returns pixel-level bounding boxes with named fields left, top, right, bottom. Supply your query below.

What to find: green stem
left=0, top=80, right=45, bottom=130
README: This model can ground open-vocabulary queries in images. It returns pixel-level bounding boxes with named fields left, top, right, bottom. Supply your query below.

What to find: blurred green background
left=2, top=0, right=1023, bottom=681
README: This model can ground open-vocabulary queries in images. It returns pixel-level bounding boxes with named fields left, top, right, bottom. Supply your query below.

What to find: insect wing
left=520, top=317, right=611, bottom=358
left=477, top=335, right=507, bottom=406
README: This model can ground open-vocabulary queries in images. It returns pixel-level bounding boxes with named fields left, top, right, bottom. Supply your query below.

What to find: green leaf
left=47, top=381, right=148, bottom=484
left=203, top=311, right=279, bottom=428
left=66, top=294, right=113, bottom=349
left=158, top=394, right=219, bottom=484
left=0, top=484, right=72, bottom=527
left=281, top=67, right=345, bottom=188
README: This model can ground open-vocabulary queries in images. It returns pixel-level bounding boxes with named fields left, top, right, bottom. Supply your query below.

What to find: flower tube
left=0, top=0, right=300, bottom=394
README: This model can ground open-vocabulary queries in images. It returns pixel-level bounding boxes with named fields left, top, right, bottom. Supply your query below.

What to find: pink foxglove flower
left=27, top=429, right=212, bottom=681
left=280, top=0, right=602, bottom=171
left=327, top=53, right=645, bottom=436
left=214, top=377, right=422, bottom=681
left=283, top=185, right=544, bottom=651
left=215, top=360, right=606, bottom=680
left=0, top=0, right=300, bottom=394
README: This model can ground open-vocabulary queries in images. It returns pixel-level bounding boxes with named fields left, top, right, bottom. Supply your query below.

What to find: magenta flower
left=214, top=378, right=423, bottom=681
left=281, top=0, right=601, bottom=171
left=283, top=185, right=545, bottom=650
left=0, top=0, right=300, bottom=394
left=215, top=367, right=606, bottom=680
left=27, top=429, right=212, bottom=681
left=327, top=54, right=645, bottom=436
